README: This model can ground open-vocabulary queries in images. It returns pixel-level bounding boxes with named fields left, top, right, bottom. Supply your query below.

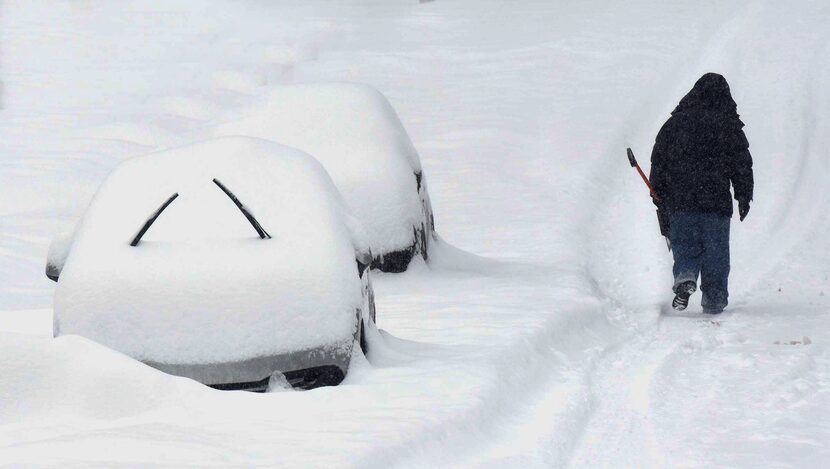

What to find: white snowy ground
left=1, top=0, right=829, bottom=467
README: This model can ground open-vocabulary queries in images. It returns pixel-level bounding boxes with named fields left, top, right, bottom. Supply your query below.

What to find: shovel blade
left=626, top=147, right=637, bottom=167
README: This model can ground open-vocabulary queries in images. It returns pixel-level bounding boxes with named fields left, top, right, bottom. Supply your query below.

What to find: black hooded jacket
left=650, top=73, right=753, bottom=217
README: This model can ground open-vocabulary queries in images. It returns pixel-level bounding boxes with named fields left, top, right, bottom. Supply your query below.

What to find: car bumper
left=145, top=341, right=353, bottom=390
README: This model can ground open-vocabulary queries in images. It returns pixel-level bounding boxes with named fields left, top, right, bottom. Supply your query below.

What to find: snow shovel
left=626, top=147, right=671, bottom=251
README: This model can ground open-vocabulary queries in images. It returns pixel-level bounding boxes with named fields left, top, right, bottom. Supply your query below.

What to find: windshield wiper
left=130, top=193, right=179, bottom=246
left=212, top=178, right=271, bottom=239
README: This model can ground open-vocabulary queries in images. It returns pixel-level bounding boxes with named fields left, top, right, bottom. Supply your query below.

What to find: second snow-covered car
left=48, top=137, right=376, bottom=391
left=215, top=83, right=435, bottom=272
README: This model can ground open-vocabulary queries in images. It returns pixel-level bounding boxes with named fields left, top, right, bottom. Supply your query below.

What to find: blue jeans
left=669, top=212, right=730, bottom=312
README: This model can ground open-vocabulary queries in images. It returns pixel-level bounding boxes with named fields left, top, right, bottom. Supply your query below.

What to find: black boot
left=672, top=280, right=697, bottom=311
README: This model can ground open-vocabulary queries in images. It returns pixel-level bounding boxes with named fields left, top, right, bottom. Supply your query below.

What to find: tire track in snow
left=567, top=307, right=727, bottom=467
left=361, top=264, right=627, bottom=469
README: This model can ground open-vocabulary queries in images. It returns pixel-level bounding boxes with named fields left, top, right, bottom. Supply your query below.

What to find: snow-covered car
left=215, top=83, right=435, bottom=273
left=47, top=137, right=376, bottom=391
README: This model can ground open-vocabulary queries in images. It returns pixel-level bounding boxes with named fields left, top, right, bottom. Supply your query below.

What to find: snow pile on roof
left=54, top=137, right=366, bottom=365
left=214, top=83, right=425, bottom=254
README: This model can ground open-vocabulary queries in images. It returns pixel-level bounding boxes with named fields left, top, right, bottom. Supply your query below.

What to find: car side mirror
left=46, top=263, right=61, bottom=283
left=46, top=231, right=74, bottom=282
left=356, top=249, right=372, bottom=278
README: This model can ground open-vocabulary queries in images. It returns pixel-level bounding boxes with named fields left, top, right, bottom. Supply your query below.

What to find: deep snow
left=1, top=0, right=829, bottom=467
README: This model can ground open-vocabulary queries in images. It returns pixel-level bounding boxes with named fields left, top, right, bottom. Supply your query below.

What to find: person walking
left=649, top=73, right=754, bottom=314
